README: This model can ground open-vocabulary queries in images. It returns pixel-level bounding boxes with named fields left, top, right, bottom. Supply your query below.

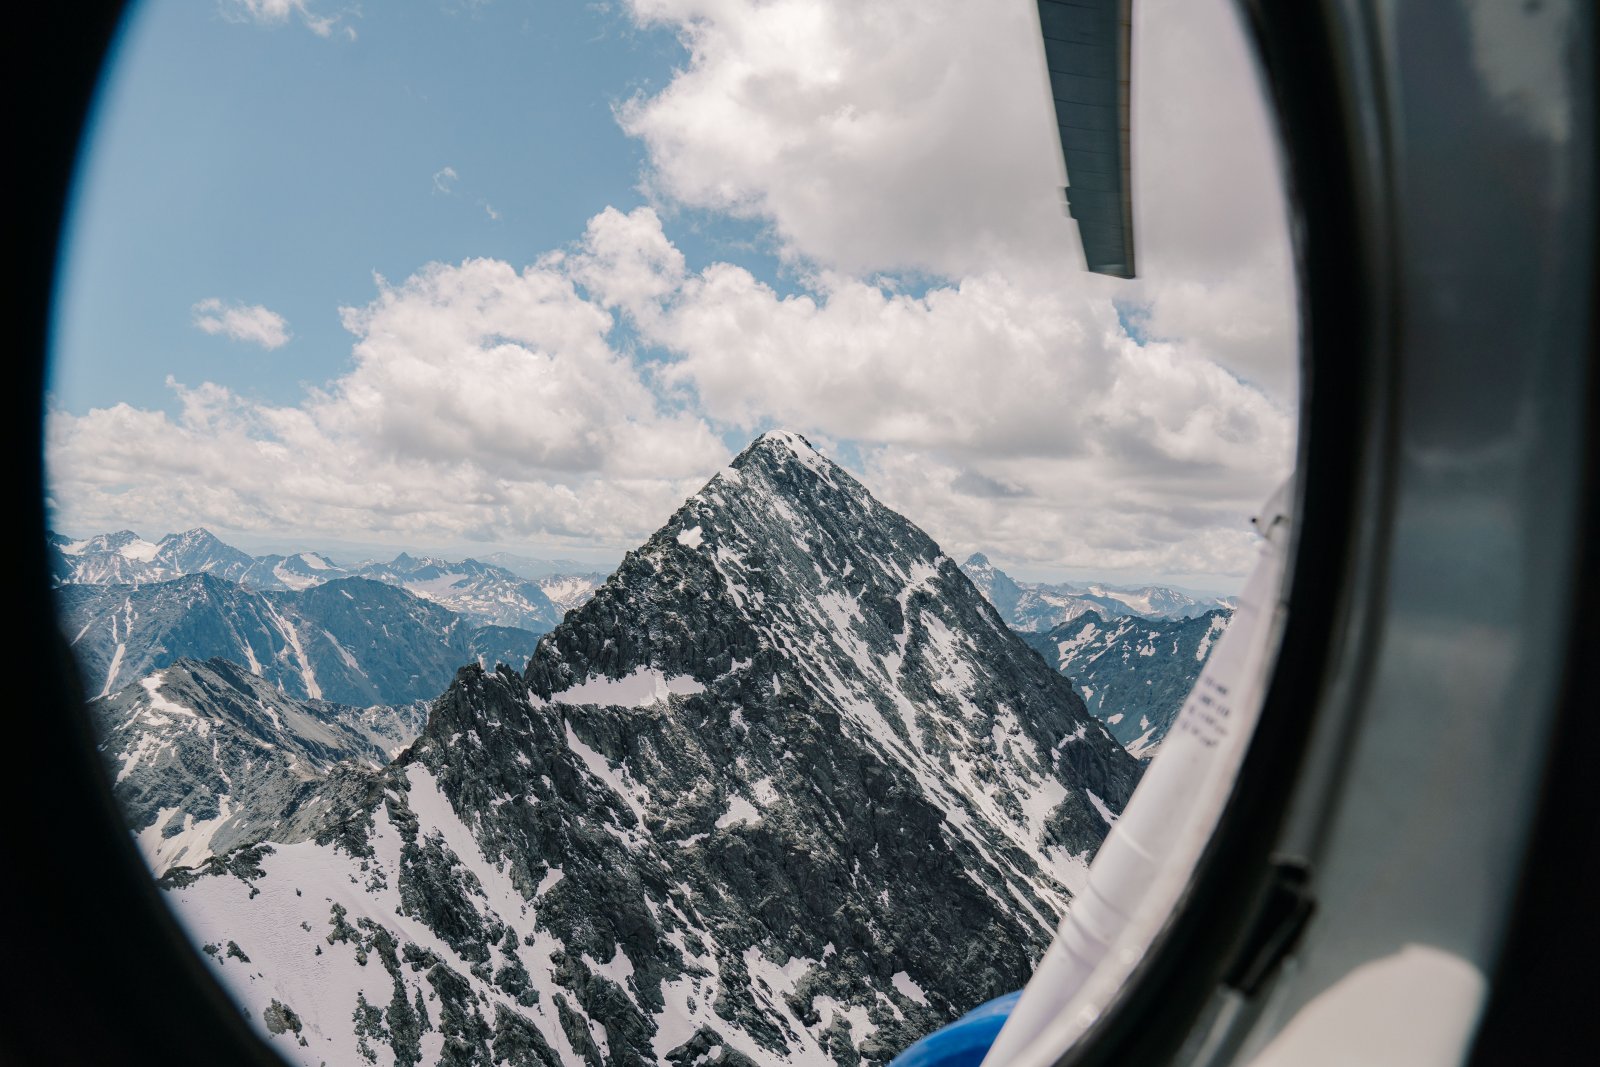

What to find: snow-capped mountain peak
left=157, top=433, right=1139, bottom=1065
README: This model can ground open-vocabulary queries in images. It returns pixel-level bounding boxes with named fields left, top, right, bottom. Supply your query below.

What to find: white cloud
left=327, top=257, right=721, bottom=480
left=621, top=0, right=1066, bottom=279
left=860, top=446, right=1270, bottom=584
left=53, top=0, right=1299, bottom=587
left=570, top=206, right=1292, bottom=581
left=433, top=166, right=459, bottom=194
left=191, top=299, right=292, bottom=350
left=224, top=0, right=351, bottom=39
left=621, top=0, right=1297, bottom=400
left=62, top=182, right=1292, bottom=584
left=54, top=256, right=726, bottom=550
left=602, top=0, right=1299, bottom=580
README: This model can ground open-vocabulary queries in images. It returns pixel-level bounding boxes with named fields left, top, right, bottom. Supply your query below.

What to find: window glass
left=48, top=1, right=1295, bottom=1063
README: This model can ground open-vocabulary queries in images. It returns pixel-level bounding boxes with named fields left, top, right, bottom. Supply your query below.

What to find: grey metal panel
left=1138, top=1, right=1594, bottom=1063
left=1241, top=0, right=1595, bottom=1040
left=1035, top=0, right=1134, bottom=277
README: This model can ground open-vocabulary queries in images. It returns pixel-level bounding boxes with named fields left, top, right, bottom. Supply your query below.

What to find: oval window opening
left=46, top=1, right=1298, bottom=1064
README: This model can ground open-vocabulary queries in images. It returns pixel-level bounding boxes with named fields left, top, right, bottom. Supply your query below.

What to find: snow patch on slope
left=545, top=667, right=705, bottom=708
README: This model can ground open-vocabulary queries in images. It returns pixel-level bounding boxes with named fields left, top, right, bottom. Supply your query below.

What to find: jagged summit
left=96, top=529, right=143, bottom=548
left=527, top=427, right=1136, bottom=863
left=90, top=657, right=425, bottom=876
left=163, top=526, right=220, bottom=544
left=965, top=551, right=991, bottom=566
left=750, top=426, right=818, bottom=454
left=527, top=427, right=950, bottom=696
left=719, top=428, right=851, bottom=491
left=157, top=432, right=1139, bottom=1066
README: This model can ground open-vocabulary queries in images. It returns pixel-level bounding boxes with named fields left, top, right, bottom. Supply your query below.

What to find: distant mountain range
left=482, top=551, right=605, bottom=580
left=1019, top=610, right=1231, bottom=760
left=50, top=526, right=607, bottom=631
left=140, top=431, right=1139, bottom=1066
left=59, top=573, right=541, bottom=706
left=959, top=555, right=1233, bottom=761
left=959, top=552, right=1235, bottom=630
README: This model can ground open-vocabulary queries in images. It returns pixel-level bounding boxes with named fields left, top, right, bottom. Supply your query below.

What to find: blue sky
left=46, top=0, right=1297, bottom=592
left=55, top=0, right=768, bottom=417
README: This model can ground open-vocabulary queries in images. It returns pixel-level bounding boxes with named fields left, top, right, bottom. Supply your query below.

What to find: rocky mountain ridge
left=155, top=431, right=1140, bottom=1066
left=1019, top=609, right=1232, bottom=759
left=59, top=573, right=540, bottom=706
left=91, top=657, right=426, bottom=875
left=51, top=527, right=606, bottom=632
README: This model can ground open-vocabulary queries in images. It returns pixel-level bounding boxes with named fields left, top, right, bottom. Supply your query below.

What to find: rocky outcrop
left=1019, top=609, right=1232, bottom=758
left=91, top=657, right=426, bottom=874
left=151, top=432, right=1139, bottom=1065
left=59, top=574, right=540, bottom=705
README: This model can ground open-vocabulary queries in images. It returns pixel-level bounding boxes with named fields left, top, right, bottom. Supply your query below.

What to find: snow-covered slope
left=91, top=658, right=426, bottom=875
left=353, top=554, right=565, bottom=632
left=55, top=529, right=165, bottom=584
left=58, top=574, right=541, bottom=705
left=533, top=572, right=607, bottom=615
left=157, top=431, right=1139, bottom=1066
left=1019, top=609, right=1232, bottom=759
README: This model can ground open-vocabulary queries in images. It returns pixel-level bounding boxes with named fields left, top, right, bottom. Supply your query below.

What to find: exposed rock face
left=1019, top=609, right=1232, bottom=759
left=59, top=573, right=540, bottom=705
left=526, top=431, right=1135, bottom=865
left=91, top=657, right=426, bottom=875
left=153, top=432, right=1139, bottom=1066
left=151, top=527, right=262, bottom=583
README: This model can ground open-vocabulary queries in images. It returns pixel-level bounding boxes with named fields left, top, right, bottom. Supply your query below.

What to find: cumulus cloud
left=54, top=257, right=726, bottom=549
left=621, top=0, right=1066, bottom=279
left=224, top=0, right=352, bottom=39
left=573, top=208, right=1290, bottom=478
left=54, top=0, right=1298, bottom=586
left=59, top=203, right=1290, bottom=581
left=621, top=0, right=1297, bottom=400
left=191, top=299, right=292, bottom=350
left=326, top=257, right=721, bottom=480
left=569, top=206, right=1292, bottom=580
